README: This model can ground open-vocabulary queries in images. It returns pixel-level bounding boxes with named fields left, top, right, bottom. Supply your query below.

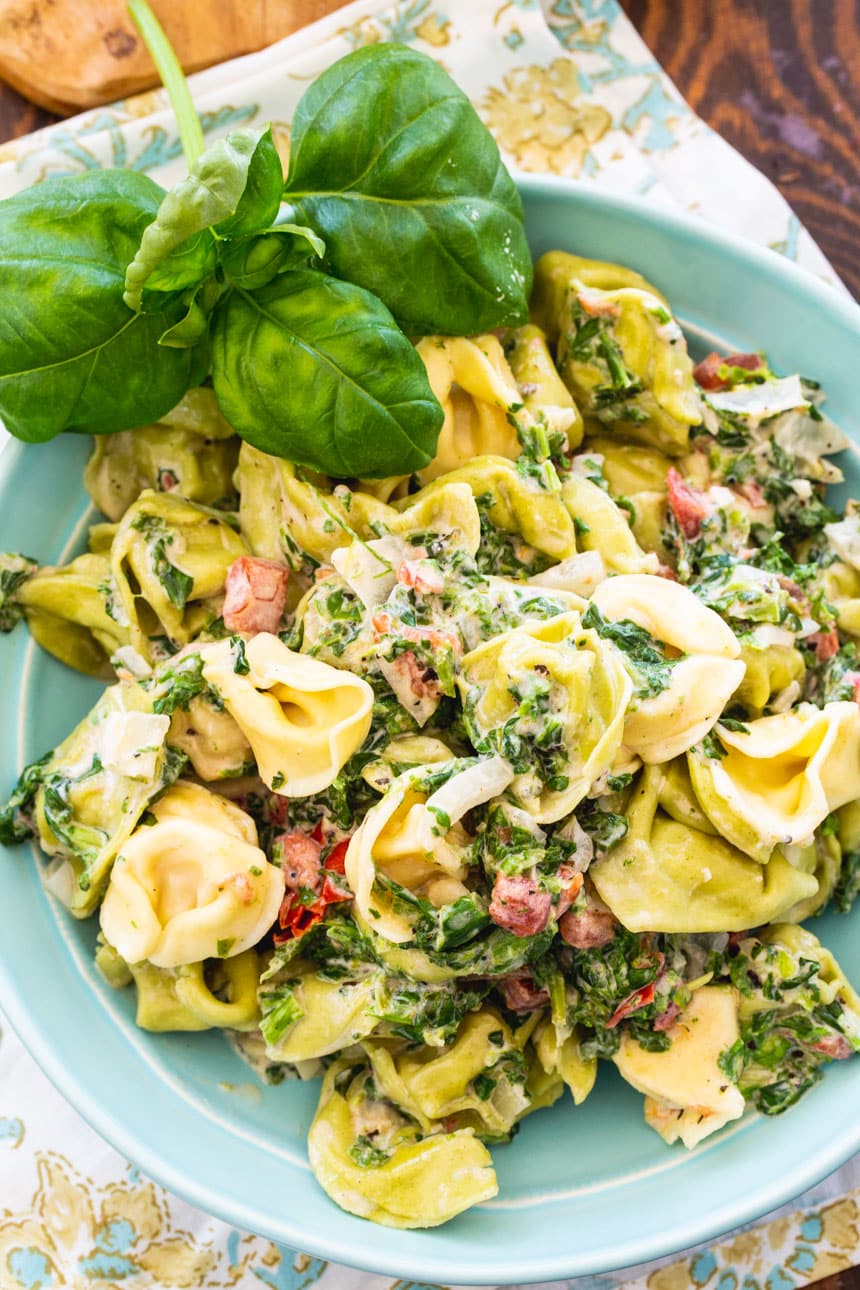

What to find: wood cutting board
left=0, top=0, right=351, bottom=115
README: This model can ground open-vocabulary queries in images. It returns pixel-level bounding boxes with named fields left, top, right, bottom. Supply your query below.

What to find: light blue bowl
left=1, top=176, right=859, bottom=1285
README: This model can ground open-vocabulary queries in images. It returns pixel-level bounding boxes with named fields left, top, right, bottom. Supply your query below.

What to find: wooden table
left=0, top=3, right=858, bottom=1288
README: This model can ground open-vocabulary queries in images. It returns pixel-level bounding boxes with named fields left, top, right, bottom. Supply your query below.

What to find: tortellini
left=99, top=782, right=284, bottom=968
left=236, top=442, right=392, bottom=573
left=168, top=693, right=253, bottom=780
left=582, top=435, right=673, bottom=498
left=407, top=456, right=578, bottom=566
left=307, top=1055, right=498, bottom=1228
left=33, top=682, right=177, bottom=917
left=820, top=558, right=860, bottom=638
left=590, top=574, right=746, bottom=763
left=111, top=491, right=248, bottom=657
left=561, top=474, right=659, bottom=575
left=345, top=759, right=513, bottom=943
left=735, top=639, right=805, bottom=715
left=531, top=251, right=666, bottom=342
left=85, top=388, right=239, bottom=521
left=388, top=480, right=483, bottom=556
left=505, top=323, right=582, bottom=444
left=614, top=986, right=745, bottom=1148
left=759, top=925, right=860, bottom=1022
left=260, top=971, right=383, bottom=1063
left=202, top=633, right=373, bottom=796
left=366, top=1009, right=533, bottom=1137
left=531, top=252, right=702, bottom=455
left=415, top=335, right=523, bottom=481
left=458, top=612, right=631, bottom=822
left=96, top=942, right=261, bottom=1033
left=780, top=834, right=843, bottom=923
left=13, top=552, right=129, bottom=678
left=688, top=703, right=860, bottom=863
left=590, top=766, right=818, bottom=932
left=534, top=1021, right=597, bottom=1106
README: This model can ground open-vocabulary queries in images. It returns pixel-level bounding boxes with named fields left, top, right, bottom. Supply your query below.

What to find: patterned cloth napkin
left=1, top=1, right=858, bottom=1287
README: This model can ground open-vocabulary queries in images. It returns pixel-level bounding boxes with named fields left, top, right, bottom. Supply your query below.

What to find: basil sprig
left=0, top=4, right=533, bottom=478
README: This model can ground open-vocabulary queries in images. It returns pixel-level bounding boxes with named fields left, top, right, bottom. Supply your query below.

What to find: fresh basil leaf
left=283, top=43, right=532, bottom=334
left=216, top=127, right=283, bottom=238
left=124, top=126, right=282, bottom=312
left=0, top=170, right=201, bottom=443
left=220, top=224, right=325, bottom=291
left=139, top=228, right=216, bottom=310
left=210, top=269, right=443, bottom=478
left=157, top=290, right=207, bottom=348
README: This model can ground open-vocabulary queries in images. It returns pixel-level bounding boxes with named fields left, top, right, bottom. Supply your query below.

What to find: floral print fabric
left=0, top=0, right=856, bottom=1287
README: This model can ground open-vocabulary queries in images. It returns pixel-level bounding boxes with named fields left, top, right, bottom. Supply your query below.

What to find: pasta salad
left=1, top=248, right=859, bottom=1229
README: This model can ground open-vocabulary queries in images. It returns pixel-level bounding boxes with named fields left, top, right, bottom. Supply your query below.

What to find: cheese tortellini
left=32, top=683, right=177, bottom=917
left=590, top=574, right=746, bottom=763
left=307, top=1055, right=498, bottom=1229
left=112, top=491, right=248, bottom=657
left=590, top=766, right=818, bottom=932
left=99, top=782, right=284, bottom=968
left=10, top=551, right=129, bottom=678
left=688, top=703, right=860, bottom=863
left=345, top=758, right=513, bottom=943
left=561, top=474, right=659, bottom=576
left=202, top=633, right=373, bottom=796
left=415, top=335, right=523, bottom=481
left=531, top=251, right=702, bottom=455
left=408, top=455, right=578, bottom=566
left=615, top=986, right=745, bottom=1148
left=458, top=613, right=630, bottom=821
left=85, top=388, right=239, bottom=522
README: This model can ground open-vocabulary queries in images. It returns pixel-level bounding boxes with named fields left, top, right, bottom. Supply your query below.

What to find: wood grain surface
left=620, top=0, right=860, bottom=298
left=0, top=0, right=345, bottom=112
left=0, top=4, right=858, bottom=1289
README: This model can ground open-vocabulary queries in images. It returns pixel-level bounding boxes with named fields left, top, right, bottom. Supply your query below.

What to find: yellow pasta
left=202, top=633, right=374, bottom=796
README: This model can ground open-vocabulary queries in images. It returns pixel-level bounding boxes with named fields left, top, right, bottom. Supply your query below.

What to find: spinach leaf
left=582, top=602, right=674, bottom=699
left=283, top=43, right=531, bottom=334
left=259, top=980, right=304, bottom=1047
left=0, top=170, right=202, bottom=442
left=835, top=850, right=860, bottom=914
left=148, top=651, right=208, bottom=715
left=0, top=554, right=37, bottom=632
left=123, top=127, right=283, bottom=312
left=0, top=751, right=51, bottom=845
left=210, top=269, right=443, bottom=478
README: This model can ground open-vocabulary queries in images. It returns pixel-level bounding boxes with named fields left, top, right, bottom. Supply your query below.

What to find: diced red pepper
left=371, top=612, right=460, bottom=656
left=605, top=981, right=656, bottom=1029
left=273, top=873, right=352, bottom=943
left=272, top=829, right=353, bottom=943
left=223, top=555, right=289, bottom=635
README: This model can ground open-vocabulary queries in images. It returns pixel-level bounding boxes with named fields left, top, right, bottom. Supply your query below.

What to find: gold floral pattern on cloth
left=0, top=1146, right=329, bottom=1289
left=482, top=58, right=611, bottom=174
left=637, top=1194, right=860, bottom=1290
left=0, top=0, right=857, bottom=1288
left=336, top=1, right=451, bottom=51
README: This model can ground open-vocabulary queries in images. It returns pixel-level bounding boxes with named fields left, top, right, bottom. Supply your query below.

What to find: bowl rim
left=1, top=173, right=859, bottom=1285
